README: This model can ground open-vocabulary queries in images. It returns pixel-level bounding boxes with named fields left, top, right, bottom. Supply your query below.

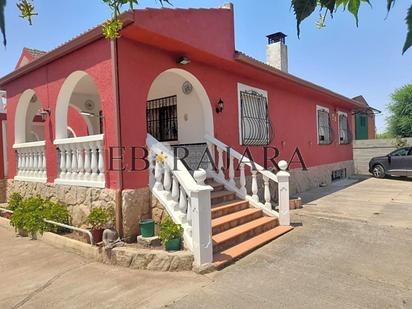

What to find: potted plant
left=87, top=207, right=114, bottom=244
left=159, top=217, right=184, bottom=252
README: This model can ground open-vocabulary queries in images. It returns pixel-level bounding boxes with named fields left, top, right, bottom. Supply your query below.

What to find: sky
left=0, top=0, right=411, bottom=133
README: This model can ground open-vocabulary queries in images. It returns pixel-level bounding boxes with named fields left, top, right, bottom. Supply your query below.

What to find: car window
left=390, top=148, right=410, bottom=157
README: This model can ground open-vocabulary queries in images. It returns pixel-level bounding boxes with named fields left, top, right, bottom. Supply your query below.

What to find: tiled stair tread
left=213, top=226, right=293, bottom=267
left=208, top=181, right=225, bottom=189
left=212, top=208, right=262, bottom=228
left=212, top=216, right=277, bottom=244
left=211, top=190, right=236, bottom=199
left=211, top=199, right=246, bottom=210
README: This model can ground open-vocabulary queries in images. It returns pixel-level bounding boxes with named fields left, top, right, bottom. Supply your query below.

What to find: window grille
left=240, top=90, right=273, bottom=145
left=146, top=95, right=178, bottom=142
left=317, top=109, right=333, bottom=145
left=339, top=113, right=351, bottom=144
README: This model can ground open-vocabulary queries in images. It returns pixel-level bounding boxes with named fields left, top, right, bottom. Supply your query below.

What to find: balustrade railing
left=54, top=134, right=105, bottom=188
left=13, top=141, right=47, bottom=183
left=205, top=134, right=290, bottom=226
left=147, top=134, right=214, bottom=267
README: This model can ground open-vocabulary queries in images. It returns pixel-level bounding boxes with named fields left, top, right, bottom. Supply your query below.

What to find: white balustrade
left=147, top=134, right=213, bottom=268
left=54, top=134, right=105, bottom=188
left=13, top=141, right=47, bottom=183
left=205, top=134, right=290, bottom=224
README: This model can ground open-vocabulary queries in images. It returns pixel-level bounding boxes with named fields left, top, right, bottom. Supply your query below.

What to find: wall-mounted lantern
left=216, top=98, right=224, bottom=113
left=39, top=107, right=51, bottom=121
left=177, top=56, right=191, bottom=65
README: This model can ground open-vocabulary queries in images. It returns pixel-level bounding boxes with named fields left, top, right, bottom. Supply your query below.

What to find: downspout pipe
left=111, top=38, right=124, bottom=238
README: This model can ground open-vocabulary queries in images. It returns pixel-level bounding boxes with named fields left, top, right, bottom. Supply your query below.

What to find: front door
left=355, top=113, right=368, bottom=140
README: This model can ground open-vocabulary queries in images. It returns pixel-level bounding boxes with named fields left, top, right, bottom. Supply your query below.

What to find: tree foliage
left=0, top=0, right=411, bottom=54
left=387, top=84, right=412, bottom=138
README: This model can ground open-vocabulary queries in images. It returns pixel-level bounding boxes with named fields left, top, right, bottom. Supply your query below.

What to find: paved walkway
left=1, top=177, right=412, bottom=308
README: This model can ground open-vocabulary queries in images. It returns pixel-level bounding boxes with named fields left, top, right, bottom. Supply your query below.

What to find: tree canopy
left=0, top=0, right=411, bottom=54
left=387, top=84, right=412, bottom=138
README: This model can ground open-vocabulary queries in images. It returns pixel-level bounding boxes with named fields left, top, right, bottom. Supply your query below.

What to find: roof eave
left=0, top=12, right=135, bottom=88
left=235, top=52, right=364, bottom=109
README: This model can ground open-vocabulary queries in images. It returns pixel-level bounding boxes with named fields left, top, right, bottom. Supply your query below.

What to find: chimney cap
left=267, top=32, right=287, bottom=44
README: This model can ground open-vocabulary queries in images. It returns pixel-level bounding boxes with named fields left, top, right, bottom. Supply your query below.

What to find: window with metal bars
left=146, top=95, right=178, bottom=142
left=317, top=108, right=333, bottom=145
left=240, top=90, right=272, bottom=145
left=339, top=113, right=351, bottom=144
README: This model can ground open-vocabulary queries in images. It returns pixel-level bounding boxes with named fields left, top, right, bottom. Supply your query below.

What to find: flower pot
left=139, top=219, right=155, bottom=238
left=165, top=238, right=181, bottom=252
left=91, top=228, right=104, bottom=244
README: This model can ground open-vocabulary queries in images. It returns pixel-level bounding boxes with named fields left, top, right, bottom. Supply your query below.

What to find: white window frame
left=316, top=105, right=331, bottom=145
left=237, top=83, right=269, bottom=146
left=338, top=111, right=349, bottom=144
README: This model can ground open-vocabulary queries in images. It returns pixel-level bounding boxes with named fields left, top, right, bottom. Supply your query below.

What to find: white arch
left=15, top=89, right=36, bottom=144
left=148, top=68, right=214, bottom=139
left=55, top=71, right=101, bottom=139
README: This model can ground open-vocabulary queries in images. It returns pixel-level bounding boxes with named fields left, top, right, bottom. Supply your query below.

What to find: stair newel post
left=239, top=163, right=247, bottom=196
left=276, top=160, right=290, bottom=226
left=263, top=175, right=271, bottom=210
left=251, top=170, right=259, bottom=203
left=192, top=169, right=213, bottom=267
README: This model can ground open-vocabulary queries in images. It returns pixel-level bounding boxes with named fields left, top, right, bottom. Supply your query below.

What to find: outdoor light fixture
left=39, top=107, right=51, bottom=121
left=216, top=98, right=224, bottom=113
left=177, top=56, right=191, bottom=65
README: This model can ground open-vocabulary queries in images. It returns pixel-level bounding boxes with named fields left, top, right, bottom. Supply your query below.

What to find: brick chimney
left=266, top=32, right=288, bottom=72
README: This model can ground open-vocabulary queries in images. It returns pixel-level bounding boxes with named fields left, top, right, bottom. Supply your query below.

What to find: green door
left=355, top=113, right=368, bottom=140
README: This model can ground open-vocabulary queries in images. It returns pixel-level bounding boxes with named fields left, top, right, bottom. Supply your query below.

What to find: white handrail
left=13, top=140, right=46, bottom=149
left=54, top=134, right=104, bottom=145
left=204, top=134, right=278, bottom=183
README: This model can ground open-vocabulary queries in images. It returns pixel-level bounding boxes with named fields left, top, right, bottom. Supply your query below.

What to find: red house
left=0, top=5, right=364, bottom=268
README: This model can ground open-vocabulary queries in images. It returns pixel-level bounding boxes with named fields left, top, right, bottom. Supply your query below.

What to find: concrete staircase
left=207, top=179, right=293, bottom=269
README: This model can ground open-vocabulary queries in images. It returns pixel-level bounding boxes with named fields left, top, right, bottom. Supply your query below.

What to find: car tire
left=372, top=164, right=386, bottom=179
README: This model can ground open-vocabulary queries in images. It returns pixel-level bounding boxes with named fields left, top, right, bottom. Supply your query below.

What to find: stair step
left=212, top=208, right=263, bottom=235
left=213, top=226, right=293, bottom=269
left=212, top=217, right=279, bottom=253
left=208, top=181, right=225, bottom=192
left=211, top=190, right=236, bottom=205
left=211, top=200, right=250, bottom=219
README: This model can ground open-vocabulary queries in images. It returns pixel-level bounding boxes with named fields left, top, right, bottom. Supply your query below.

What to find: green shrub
left=8, top=192, right=23, bottom=211
left=43, top=201, right=70, bottom=233
left=87, top=207, right=114, bottom=230
left=159, top=217, right=183, bottom=242
left=10, top=196, right=48, bottom=236
left=10, top=196, right=71, bottom=236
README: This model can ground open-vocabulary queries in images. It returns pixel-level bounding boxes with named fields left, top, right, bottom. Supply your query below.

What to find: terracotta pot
left=1, top=212, right=11, bottom=219
left=91, top=228, right=104, bottom=244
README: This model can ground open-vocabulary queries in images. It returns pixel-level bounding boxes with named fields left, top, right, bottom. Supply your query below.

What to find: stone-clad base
left=289, top=160, right=354, bottom=195
left=0, top=179, right=7, bottom=203
left=6, top=180, right=152, bottom=241
left=7, top=180, right=116, bottom=227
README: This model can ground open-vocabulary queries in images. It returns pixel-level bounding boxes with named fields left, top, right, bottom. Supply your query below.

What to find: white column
left=251, top=170, right=259, bottom=203
left=77, top=146, right=84, bottom=180
left=178, top=187, right=187, bottom=214
left=239, top=163, right=247, bottom=196
left=65, top=145, right=72, bottom=179
left=90, top=143, right=98, bottom=181
left=84, top=146, right=91, bottom=180
left=59, top=147, right=66, bottom=179
left=41, top=149, right=46, bottom=178
left=154, top=160, right=164, bottom=191
left=98, top=143, right=105, bottom=182
left=217, top=147, right=224, bottom=179
left=163, top=163, right=172, bottom=199
left=277, top=160, right=290, bottom=226
left=263, top=175, right=271, bottom=210
left=171, top=175, right=179, bottom=209
left=228, top=155, right=236, bottom=187
left=71, top=146, right=79, bottom=180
